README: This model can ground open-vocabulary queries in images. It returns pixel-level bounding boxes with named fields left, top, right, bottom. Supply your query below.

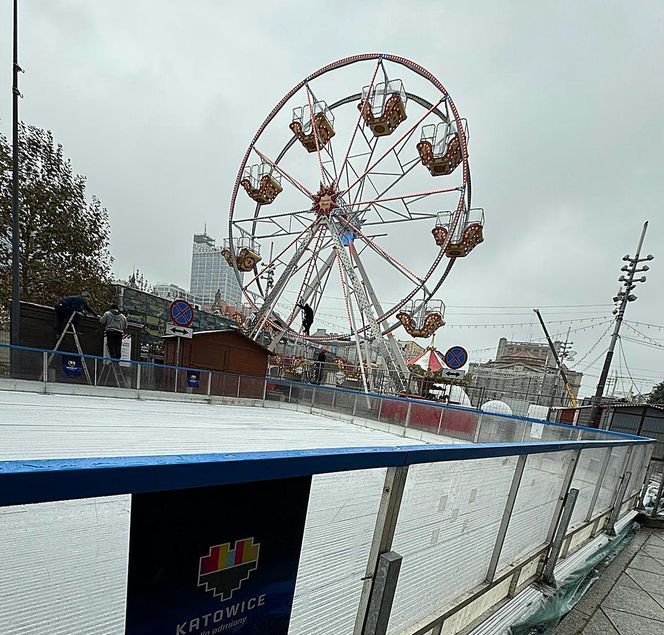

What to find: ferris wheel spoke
left=253, top=147, right=314, bottom=199
left=241, top=217, right=320, bottom=292
left=339, top=96, right=446, bottom=198
left=346, top=185, right=462, bottom=210
left=335, top=58, right=382, bottom=189
left=342, top=218, right=423, bottom=286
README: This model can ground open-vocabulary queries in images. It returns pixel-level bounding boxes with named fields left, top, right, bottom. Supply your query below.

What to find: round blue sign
left=444, top=346, right=468, bottom=370
left=169, top=299, right=194, bottom=327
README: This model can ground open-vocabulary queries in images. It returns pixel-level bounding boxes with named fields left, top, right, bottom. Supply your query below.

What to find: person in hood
left=54, top=291, right=98, bottom=336
left=100, top=304, right=128, bottom=359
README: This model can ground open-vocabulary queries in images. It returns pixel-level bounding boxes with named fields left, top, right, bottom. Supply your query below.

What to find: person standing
left=100, top=304, right=127, bottom=359
left=315, top=348, right=327, bottom=384
left=54, top=291, right=98, bottom=336
left=296, top=303, right=315, bottom=336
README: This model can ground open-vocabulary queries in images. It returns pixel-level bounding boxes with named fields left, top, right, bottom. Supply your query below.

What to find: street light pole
left=10, top=0, right=22, bottom=351
left=588, top=221, right=652, bottom=426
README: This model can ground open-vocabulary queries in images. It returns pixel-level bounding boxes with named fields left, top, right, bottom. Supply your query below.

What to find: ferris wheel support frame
left=328, top=218, right=407, bottom=392
left=348, top=242, right=410, bottom=377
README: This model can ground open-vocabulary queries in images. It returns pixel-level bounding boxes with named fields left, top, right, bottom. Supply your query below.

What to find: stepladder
left=43, top=311, right=92, bottom=384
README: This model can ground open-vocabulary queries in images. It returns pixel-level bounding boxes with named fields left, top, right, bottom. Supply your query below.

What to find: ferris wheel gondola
left=226, top=54, right=484, bottom=392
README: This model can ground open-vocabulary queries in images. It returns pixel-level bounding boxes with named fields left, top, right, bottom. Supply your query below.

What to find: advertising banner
left=125, top=477, right=312, bottom=635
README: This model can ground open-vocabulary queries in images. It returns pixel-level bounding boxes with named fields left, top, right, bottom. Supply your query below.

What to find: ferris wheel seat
left=240, top=174, right=283, bottom=205
left=359, top=92, right=407, bottom=137
left=431, top=225, right=448, bottom=247
left=444, top=223, right=484, bottom=258
left=417, top=133, right=462, bottom=176
left=289, top=112, right=335, bottom=152
left=236, top=247, right=262, bottom=272
left=396, top=311, right=445, bottom=338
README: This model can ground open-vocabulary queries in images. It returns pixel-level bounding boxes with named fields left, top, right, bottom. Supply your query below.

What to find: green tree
left=648, top=381, right=664, bottom=405
left=0, top=123, right=113, bottom=313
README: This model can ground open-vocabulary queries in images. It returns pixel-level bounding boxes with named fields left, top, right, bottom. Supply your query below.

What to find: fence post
left=354, top=466, right=408, bottom=635
left=237, top=375, right=241, bottom=399
left=437, top=407, right=444, bottom=435
left=377, top=398, right=383, bottom=422
left=486, top=454, right=528, bottom=583
left=404, top=401, right=412, bottom=429
left=363, top=552, right=403, bottom=635
left=544, top=449, right=580, bottom=545
left=585, top=447, right=613, bottom=522
left=603, top=447, right=633, bottom=532
left=540, top=488, right=579, bottom=587
left=262, top=378, right=267, bottom=401
left=93, top=358, right=98, bottom=386
left=310, top=386, right=317, bottom=413
left=136, top=364, right=141, bottom=391
left=638, top=460, right=655, bottom=510
left=607, top=472, right=632, bottom=535
left=352, top=392, right=358, bottom=418
left=174, top=365, right=179, bottom=393
left=288, top=383, right=293, bottom=403
left=42, top=351, right=48, bottom=384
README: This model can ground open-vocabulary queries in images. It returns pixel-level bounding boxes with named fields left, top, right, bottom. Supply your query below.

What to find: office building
left=189, top=232, right=243, bottom=307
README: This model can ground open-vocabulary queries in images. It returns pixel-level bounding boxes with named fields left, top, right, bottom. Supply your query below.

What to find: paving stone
left=641, top=543, right=664, bottom=563
left=603, top=584, right=664, bottom=621
left=582, top=609, right=619, bottom=635
left=629, top=553, right=664, bottom=575
left=603, top=607, right=664, bottom=635
left=652, top=593, right=664, bottom=611
left=646, top=533, right=664, bottom=549
left=625, top=567, right=664, bottom=593
left=616, top=572, right=640, bottom=589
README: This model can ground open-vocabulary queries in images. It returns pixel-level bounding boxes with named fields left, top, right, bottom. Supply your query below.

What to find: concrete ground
left=554, top=524, right=664, bottom=635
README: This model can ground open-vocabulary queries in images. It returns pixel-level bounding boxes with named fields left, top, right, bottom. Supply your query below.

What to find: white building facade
left=189, top=233, right=243, bottom=307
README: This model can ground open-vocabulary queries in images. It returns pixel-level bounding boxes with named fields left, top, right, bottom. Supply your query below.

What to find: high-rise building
left=189, top=233, right=243, bottom=307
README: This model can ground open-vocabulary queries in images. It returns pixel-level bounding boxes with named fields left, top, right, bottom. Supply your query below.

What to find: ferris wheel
left=225, top=53, right=484, bottom=392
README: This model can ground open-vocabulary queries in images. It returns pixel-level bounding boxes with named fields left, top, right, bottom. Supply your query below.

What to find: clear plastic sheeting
left=594, top=446, right=628, bottom=515
left=388, top=457, right=519, bottom=634
left=498, top=451, right=572, bottom=570
left=568, top=447, right=609, bottom=531
left=0, top=496, right=130, bottom=635
left=289, top=469, right=386, bottom=635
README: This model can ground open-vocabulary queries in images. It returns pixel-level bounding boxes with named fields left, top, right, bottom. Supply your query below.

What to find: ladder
left=43, top=311, right=92, bottom=384
left=98, top=352, right=126, bottom=388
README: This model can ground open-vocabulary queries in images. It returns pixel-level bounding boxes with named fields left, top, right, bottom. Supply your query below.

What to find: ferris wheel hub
left=311, top=182, right=340, bottom=216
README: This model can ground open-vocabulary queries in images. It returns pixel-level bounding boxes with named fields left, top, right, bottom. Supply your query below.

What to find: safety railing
left=0, top=343, right=655, bottom=635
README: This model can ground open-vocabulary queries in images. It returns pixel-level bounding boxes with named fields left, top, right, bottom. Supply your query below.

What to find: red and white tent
left=406, top=347, right=446, bottom=374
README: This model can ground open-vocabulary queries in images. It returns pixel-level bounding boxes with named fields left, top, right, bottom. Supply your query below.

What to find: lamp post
left=10, top=0, right=22, bottom=354
left=588, top=221, right=653, bottom=426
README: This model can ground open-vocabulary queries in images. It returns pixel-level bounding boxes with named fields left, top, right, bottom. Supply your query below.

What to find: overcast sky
left=1, top=1, right=662, bottom=396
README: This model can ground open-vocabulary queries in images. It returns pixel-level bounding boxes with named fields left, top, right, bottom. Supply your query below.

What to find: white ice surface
left=0, top=390, right=442, bottom=634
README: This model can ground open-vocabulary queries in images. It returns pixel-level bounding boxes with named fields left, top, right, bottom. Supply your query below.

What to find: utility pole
left=534, top=310, right=578, bottom=408
left=588, top=222, right=653, bottom=426
left=10, top=0, right=22, bottom=354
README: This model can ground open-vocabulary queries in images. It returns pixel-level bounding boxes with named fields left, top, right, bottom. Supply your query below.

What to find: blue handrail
left=0, top=438, right=652, bottom=507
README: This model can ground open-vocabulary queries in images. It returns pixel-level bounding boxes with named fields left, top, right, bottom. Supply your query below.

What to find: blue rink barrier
left=0, top=342, right=657, bottom=635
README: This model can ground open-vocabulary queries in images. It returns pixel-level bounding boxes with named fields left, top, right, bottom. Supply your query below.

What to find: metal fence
left=0, top=343, right=655, bottom=635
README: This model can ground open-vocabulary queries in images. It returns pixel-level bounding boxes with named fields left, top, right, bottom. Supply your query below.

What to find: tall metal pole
left=10, top=0, right=21, bottom=350
left=588, top=221, right=651, bottom=426
left=533, top=310, right=577, bottom=407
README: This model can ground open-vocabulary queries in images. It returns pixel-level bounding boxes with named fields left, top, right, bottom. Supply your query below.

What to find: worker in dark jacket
left=54, top=292, right=98, bottom=336
left=297, top=302, right=315, bottom=336
left=100, top=304, right=128, bottom=359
